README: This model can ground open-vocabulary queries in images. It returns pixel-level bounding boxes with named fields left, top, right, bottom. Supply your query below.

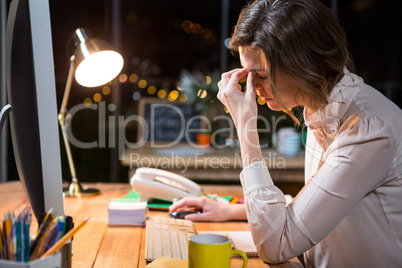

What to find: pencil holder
left=0, top=252, right=61, bottom=268
left=60, top=240, right=72, bottom=268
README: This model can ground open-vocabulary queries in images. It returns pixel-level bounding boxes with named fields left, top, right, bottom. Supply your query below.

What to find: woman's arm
left=242, top=118, right=394, bottom=263
left=216, top=67, right=395, bottom=264
left=217, top=69, right=264, bottom=167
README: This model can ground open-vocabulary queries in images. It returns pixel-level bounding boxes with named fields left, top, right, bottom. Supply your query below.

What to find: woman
left=170, top=0, right=402, bottom=266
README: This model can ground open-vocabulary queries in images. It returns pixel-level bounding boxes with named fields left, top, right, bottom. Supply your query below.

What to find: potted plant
left=178, top=69, right=223, bottom=147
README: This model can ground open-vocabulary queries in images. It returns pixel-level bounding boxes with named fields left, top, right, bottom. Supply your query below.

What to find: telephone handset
left=130, top=167, right=204, bottom=202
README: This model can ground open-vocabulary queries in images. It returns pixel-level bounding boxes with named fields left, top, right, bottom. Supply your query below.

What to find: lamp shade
left=73, top=28, right=123, bottom=87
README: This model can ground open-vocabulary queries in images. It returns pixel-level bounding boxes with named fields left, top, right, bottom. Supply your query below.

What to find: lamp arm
left=59, top=56, right=75, bottom=122
left=58, top=57, right=78, bottom=181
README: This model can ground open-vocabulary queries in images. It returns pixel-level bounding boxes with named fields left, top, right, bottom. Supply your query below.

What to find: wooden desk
left=121, top=147, right=304, bottom=183
left=0, top=182, right=302, bottom=268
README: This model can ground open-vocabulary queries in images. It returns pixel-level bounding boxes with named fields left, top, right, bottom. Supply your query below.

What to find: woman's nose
left=254, top=83, right=263, bottom=93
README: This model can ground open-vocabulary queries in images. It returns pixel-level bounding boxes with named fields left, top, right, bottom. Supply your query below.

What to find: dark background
left=6, top=0, right=402, bottom=184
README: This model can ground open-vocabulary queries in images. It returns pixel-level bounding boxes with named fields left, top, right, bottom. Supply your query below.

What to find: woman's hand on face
left=217, top=68, right=258, bottom=129
left=169, top=196, right=235, bottom=222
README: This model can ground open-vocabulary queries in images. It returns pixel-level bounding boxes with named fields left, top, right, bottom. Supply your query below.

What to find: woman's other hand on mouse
left=169, top=196, right=247, bottom=222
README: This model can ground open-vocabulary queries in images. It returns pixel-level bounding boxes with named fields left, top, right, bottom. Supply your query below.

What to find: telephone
left=130, top=167, right=204, bottom=202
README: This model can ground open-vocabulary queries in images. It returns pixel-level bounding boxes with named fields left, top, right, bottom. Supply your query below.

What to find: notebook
left=108, top=199, right=147, bottom=225
left=198, top=231, right=258, bottom=257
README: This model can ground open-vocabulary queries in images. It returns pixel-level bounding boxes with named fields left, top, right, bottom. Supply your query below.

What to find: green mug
left=189, top=234, right=248, bottom=268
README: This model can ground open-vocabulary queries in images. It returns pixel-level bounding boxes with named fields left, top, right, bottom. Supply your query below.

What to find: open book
left=198, top=231, right=258, bottom=257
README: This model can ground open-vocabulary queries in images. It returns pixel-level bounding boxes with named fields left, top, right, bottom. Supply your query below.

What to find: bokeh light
left=206, top=76, right=211, bottom=85
left=102, top=86, right=111, bottom=95
left=189, top=23, right=201, bottom=34
left=182, top=20, right=192, bottom=33
left=257, top=96, right=266, bottom=105
left=119, top=73, right=127, bottom=83
left=147, top=85, right=157, bottom=95
left=197, top=89, right=207, bottom=99
left=168, top=90, right=179, bottom=101
left=201, top=29, right=212, bottom=39
left=93, top=93, right=102, bottom=102
left=157, top=89, right=167, bottom=99
left=126, top=12, right=138, bottom=25
left=84, top=98, right=92, bottom=107
left=129, top=74, right=138, bottom=83
left=133, top=91, right=141, bottom=101
left=138, top=79, right=147, bottom=88
left=179, top=94, right=188, bottom=102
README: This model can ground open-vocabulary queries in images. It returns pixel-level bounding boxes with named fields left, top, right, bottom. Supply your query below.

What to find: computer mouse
left=169, top=208, right=202, bottom=219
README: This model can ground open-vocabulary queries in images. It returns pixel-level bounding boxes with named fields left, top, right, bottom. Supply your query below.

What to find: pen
left=230, top=197, right=239, bottom=204
left=42, top=208, right=53, bottom=224
left=30, top=216, right=53, bottom=258
left=5, top=212, right=13, bottom=260
left=32, top=220, right=57, bottom=259
left=40, top=217, right=89, bottom=259
left=53, top=217, right=66, bottom=245
left=0, top=220, right=3, bottom=259
left=24, top=214, right=31, bottom=262
left=15, top=220, right=22, bottom=261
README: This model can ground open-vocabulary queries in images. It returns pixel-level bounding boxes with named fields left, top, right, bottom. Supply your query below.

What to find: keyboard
left=145, top=216, right=196, bottom=262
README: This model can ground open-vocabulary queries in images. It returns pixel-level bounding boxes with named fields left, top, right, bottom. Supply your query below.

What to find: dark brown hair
left=230, top=0, right=353, bottom=124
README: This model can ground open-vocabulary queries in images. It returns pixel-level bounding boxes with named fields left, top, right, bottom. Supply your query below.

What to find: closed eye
left=257, top=73, right=267, bottom=80
left=248, top=69, right=268, bottom=80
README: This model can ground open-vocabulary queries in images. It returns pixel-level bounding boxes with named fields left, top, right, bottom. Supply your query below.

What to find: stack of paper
left=108, top=200, right=148, bottom=226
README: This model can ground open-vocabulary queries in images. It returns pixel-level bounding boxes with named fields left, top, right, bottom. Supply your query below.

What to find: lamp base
left=63, top=179, right=100, bottom=198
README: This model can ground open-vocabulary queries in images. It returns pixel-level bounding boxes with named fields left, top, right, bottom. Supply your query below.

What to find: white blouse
left=240, top=70, right=402, bottom=267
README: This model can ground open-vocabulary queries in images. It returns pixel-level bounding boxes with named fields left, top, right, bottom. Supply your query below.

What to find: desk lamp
left=59, top=28, right=123, bottom=197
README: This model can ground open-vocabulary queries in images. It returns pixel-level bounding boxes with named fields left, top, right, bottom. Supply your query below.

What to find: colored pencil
left=40, top=217, right=89, bottom=259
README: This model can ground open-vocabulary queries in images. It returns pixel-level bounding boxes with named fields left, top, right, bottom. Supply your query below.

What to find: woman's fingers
left=218, top=69, right=247, bottom=91
left=169, top=196, right=206, bottom=212
left=185, top=211, right=213, bottom=221
left=227, top=69, right=249, bottom=91
left=218, top=69, right=241, bottom=100
left=221, top=68, right=242, bottom=81
left=218, top=69, right=241, bottom=90
left=217, top=68, right=258, bottom=128
left=217, top=68, right=249, bottom=104
left=246, top=71, right=257, bottom=99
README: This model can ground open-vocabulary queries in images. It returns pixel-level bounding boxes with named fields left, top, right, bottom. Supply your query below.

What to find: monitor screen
left=6, top=0, right=64, bottom=223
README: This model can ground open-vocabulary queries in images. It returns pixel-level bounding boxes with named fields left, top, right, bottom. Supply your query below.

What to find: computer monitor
left=5, top=0, right=64, bottom=223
